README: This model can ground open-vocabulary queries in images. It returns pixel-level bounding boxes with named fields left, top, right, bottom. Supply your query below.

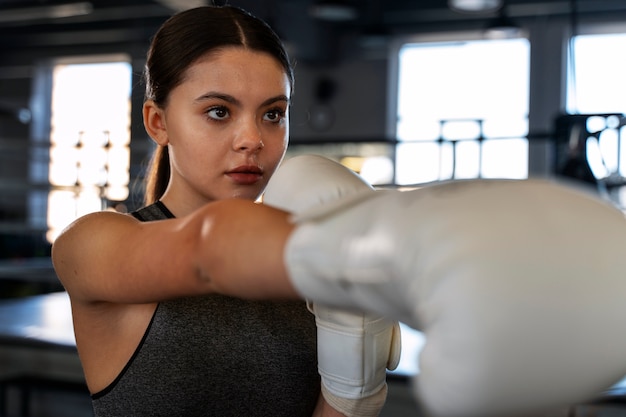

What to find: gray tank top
left=91, top=201, right=320, bottom=416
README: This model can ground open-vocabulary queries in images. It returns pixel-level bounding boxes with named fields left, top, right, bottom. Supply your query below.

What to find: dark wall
left=3, top=2, right=626, bottom=259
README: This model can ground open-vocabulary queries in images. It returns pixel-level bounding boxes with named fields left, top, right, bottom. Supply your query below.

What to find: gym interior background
left=2, top=0, right=626, bottom=415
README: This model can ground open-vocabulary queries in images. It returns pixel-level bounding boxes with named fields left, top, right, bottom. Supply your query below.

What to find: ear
left=143, top=100, right=169, bottom=146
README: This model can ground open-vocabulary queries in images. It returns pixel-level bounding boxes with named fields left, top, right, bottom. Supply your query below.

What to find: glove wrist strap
left=321, top=383, right=387, bottom=417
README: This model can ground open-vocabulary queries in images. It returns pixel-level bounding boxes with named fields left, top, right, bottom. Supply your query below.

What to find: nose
left=233, top=119, right=264, bottom=152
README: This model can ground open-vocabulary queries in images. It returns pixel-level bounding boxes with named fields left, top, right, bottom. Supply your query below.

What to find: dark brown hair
left=142, top=5, right=294, bottom=205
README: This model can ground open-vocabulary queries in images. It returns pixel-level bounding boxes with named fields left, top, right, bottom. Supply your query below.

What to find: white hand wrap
left=264, top=155, right=401, bottom=417
left=283, top=177, right=626, bottom=417
left=308, top=301, right=401, bottom=398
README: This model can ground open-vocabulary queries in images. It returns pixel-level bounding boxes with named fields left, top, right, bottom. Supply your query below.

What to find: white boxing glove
left=284, top=178, right=626, bottom=417
left=263, top=155, right=401, bottom=417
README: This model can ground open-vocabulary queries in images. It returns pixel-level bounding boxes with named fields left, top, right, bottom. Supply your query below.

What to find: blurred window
left=394, top=37, right=530, bottom=185
left=566, top=32, right=626, bottom=208
left=568, top=33, right=626, bottom=116
left=567, top=32, right=626, bottom=178
left=46, top=57, right=132, bottom=242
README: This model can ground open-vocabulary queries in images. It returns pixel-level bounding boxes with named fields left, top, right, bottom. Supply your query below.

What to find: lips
left=226, top=165, right=263, bottom=185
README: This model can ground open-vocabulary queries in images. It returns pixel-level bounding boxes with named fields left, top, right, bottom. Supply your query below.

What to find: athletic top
left=91, top=201, right=320, bottom=417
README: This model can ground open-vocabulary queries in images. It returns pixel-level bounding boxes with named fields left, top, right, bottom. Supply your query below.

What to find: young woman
left=59, top=4, right=626, bottom=417
left=52, top=6, right=344, bottom=416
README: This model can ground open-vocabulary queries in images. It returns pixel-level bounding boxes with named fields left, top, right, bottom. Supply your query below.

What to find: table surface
left=2, top=291, right=625, bottom=398
left=0, top=291, right=76, bottom=350
left=0, top=291, right=424, bottom=375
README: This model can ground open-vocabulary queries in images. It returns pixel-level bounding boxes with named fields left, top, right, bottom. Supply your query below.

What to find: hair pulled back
left=142, top=6, right=294, bottom=205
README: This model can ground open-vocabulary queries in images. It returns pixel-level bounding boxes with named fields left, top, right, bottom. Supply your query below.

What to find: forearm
left=192, top=199, right=300, bottom=299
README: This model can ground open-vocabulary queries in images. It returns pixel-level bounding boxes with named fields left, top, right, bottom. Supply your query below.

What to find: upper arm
left=52, top=200, right=300, bottom=304
left=52, top=210, right=200, bottom=303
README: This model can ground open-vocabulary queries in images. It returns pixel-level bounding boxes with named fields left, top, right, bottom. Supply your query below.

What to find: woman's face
left=147, top=47, right=291, bottom=213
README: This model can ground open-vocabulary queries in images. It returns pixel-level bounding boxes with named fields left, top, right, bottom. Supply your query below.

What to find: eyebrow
left=194, top=92, right=290, bottom=107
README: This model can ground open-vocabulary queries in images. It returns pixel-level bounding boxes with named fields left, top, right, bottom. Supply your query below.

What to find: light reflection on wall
left=47, top=60, right=132, bottom=243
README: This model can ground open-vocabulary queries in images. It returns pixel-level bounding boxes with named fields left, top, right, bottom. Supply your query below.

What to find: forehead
left=180, top=47, right=291, bottom=97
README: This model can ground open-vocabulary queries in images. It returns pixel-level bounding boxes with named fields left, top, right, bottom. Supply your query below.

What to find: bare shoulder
left=51, top=211, right=140, bottom=298
left=54, top=210, right=136, bottom=249
left=52, top=210, right=138, bottom=267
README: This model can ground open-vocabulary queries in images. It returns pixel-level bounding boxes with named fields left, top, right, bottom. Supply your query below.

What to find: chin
left=229, top=190, right=262, bottom=202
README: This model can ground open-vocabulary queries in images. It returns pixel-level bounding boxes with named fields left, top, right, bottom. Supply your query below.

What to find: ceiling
left=1, top=0, right=626, bottom=63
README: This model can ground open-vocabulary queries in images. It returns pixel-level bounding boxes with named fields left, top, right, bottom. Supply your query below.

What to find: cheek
left=169, top=133, right=226, bottom=173
left=263, top=148, right=288, bottom=183
left=263, top=134, right=289, bottom=156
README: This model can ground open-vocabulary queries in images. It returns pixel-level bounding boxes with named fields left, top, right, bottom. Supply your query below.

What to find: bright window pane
left=396, top=38, right=530, bottom=184
left=47, top=59, right=132, bottom=242
left=568, top=33, right=626, bottom=115
left=567, top=33, right=626, bottom=209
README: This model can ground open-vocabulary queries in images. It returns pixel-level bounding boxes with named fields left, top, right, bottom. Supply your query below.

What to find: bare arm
left=52, top=199, right=299, bottom=304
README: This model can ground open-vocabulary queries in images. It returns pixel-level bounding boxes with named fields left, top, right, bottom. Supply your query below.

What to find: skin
left=52, top=47, right=344, bottom=417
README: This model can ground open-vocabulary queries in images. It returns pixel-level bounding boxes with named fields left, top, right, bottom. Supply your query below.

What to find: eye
left=207, top=106, right=229, bottom=121
left=264, top=108, right=286, bottom=123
